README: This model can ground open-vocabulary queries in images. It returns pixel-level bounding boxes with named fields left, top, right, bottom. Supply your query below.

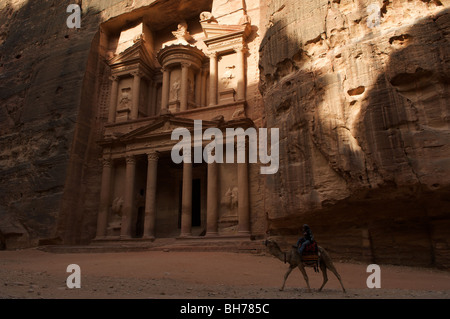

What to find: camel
left=264, top=238, right=346, bottom=293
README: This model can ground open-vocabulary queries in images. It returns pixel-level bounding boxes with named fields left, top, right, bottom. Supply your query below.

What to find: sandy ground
left=1, top=248, right=450, bottom=301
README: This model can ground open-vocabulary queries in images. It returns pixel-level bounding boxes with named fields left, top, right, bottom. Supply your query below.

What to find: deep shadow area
left=0, top=1, right=102, bottom=248
left=259, top=3, right=450, bottom=268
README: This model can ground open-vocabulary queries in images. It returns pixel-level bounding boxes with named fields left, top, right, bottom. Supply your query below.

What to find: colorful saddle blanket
left=301, top=241, right=320, bottom=269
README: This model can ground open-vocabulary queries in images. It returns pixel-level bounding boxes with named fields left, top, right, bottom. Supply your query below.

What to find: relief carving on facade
left=170, top=80, right=181, bottom=101
left=220, top=186, right=238, bottom=221
left=172, top=20, right=193, bottom=45
left=221, top=65, right=235, bottom=88
left=107, top=196, right=124, bottom=235
left=118, top=87, right=132, bottom=110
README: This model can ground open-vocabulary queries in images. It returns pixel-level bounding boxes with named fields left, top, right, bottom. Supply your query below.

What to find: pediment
left=201, top=22, right=251, bottom=40
left=108, top=38, right=154, bottom=69
left=119, top=116, right=221, bottom=142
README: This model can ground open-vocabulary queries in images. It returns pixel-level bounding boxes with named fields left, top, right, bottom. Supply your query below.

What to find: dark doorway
left=178, top=179, right=202, bottom=228
left=192, top=178, right=201, bottom=227
left=135, top=206, right=145, bottom=238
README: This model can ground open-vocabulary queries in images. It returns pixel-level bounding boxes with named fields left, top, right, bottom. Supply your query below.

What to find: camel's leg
left=318, top=262, right=328, bottom=292
left=297, top=265, right=311, bottom=292
left=280, top=265, right=295, bottom=291
left=327, top=263, right=346, bottom=293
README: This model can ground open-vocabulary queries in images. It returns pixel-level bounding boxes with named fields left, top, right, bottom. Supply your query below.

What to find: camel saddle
left=301, top=241, right=320, bottom=271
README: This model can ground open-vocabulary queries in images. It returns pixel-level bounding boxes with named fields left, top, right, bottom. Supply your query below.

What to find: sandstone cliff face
left=260, top=0, right=450, bottom=267
left=0, top=0, right=104, bottom=248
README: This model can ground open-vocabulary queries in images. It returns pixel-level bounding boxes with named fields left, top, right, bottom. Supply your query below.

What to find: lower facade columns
left=120, top=155, right=136, bottom=239
left=96, top=158, right=112, bottom=239
left=180, top=159, right=193, bottom=237
left=143, top=152, right=159, bottom=240
left=237, top=144, right=250, bottom=235
left=206, top=160, right=218, bottom=237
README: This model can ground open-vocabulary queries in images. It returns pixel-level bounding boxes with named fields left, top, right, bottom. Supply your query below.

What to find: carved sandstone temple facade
left=94, top=1, right=264, bottom=242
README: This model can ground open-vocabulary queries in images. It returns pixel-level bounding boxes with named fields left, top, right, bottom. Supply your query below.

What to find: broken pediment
left=108, top=37, right=155, bottom=72
left=199, top=10, right=252, bottom=52
left=119, top=116, right=222, bottom=142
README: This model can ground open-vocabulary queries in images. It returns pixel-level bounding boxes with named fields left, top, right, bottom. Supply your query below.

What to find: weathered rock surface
left=260, top=0, right=450, bottom=267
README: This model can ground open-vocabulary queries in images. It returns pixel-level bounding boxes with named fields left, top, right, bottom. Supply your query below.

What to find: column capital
left=109, top=75, right=119, bottom=82
left=207, top=51, right=218, bottom=59
left=126, top=155, right=136, bottom=165
left=161, top=66, right=170, bottom=73
left=233, top=44, right=248, bottom=53
left=101, top=157, right=112, bottom=168
left=147, top=151, right=159, bottom=162
left=131, top=70, right=143, bottom=78
left=181, top=62, right=191, bottom=69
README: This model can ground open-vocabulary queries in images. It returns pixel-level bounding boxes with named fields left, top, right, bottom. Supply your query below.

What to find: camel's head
left=263, top=238, right=279, bottom=250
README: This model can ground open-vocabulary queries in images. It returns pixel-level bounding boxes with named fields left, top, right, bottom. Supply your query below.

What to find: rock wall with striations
left=0, top=0, right=104, bottom=248
left=260, top=0, right=450, bottom=267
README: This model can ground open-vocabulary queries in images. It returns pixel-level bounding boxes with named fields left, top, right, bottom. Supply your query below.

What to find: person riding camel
left=296, top=224, right=314, bottom=259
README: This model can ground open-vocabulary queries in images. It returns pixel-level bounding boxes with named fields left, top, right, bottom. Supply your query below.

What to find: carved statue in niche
left=221, top=186, right=238, bottom=213
left=172, top=20, right=193, bottom=44
left=221, top=65, right=235, bottom=88
left=170, top=80, right=181, bottom=101
left=188, top=78, right=195, bottom=102
left=219, top=186, right=239, bottom=230
left=118, top=87, right=132, bottom=110
left=112, top=197, right=123, bottom=216
left=107, top=196, right=123, bottom=235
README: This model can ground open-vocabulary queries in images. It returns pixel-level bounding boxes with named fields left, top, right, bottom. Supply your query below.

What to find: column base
left=142, top=235, right=156, bottom=241
left=205, top=232, right=219, bottom=237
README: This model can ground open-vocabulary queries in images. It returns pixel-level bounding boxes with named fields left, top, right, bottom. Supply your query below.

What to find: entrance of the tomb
left=177, top=178, right=202, bottom=229
left=154, top=156, right=207, bottom=238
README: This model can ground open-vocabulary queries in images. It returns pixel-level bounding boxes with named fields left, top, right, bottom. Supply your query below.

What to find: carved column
left=206, top=156, right=218, bottom=237
left=180, top=62, right=190, bottom=111
left=161, top=67, right=170, bottom=112
left=235, top=45, right=247, bottom=101
left=195, top=69, right=202, bottom=106
left=208, top=52, right=218, bottom=107
left=201, top=69, right=208, bottom=107
left=96, top=157, right=112, bottom=238
left=151, top=82, right=158, bottom=116
left=121, top=155, right=136, bottom=239
left=180, top=155, right=192, bottom=237
left=108, top=76, right=119, bottom=123
left=131, top=71, right=142, bottom=120
left=147, top=80, right=155, bottom=116
left=143, top=152, right=158, bottom=239
left=237, top=142, right=250, bottom=235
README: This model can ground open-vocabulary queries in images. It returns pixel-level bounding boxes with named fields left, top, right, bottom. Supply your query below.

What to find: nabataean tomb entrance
left=94, top=0, right=257, bottom=242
